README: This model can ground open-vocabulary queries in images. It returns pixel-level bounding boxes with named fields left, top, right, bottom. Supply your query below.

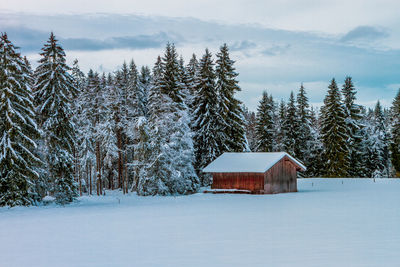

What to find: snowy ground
left=1, top=178, right=399, bottom=267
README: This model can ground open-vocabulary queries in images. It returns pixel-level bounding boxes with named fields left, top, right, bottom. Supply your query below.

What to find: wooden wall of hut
left=211, top=172, right=264, bottom=192
left=264, top=156, right=297, bottom=194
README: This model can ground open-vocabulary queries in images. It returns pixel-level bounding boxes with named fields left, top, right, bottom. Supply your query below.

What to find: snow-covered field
left=1, top=178, right=399, bottom=267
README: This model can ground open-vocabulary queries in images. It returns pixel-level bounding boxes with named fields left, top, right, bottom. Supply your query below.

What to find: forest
left=1, top=32, right=400, bottom=207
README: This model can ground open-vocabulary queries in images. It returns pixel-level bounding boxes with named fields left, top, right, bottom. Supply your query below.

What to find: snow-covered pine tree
left=215, top=44, right=247, bottom=152
left=113, top=67, right=129, bottom=193
left=296, top=84, right=313, bottom=164
left=305, top=107, right=324, bottom=177
left=71, top=59, right=86, bottom=194
left=320, top=78, right=350, bottom=177
left=0, top=33, right=41, bottom=206
left=193, top=49, right=226, bottom=185
left=341, top=77, right=364, bottom=177
left=87, top=70, right=106, bottom=195
left=75, top=70, right=96, bottom=194
left=100, top=73, right=119, bottom=190
left=390, top=89, right=400, bottom=177
left=127, top=60, right=139, bottom=118
left=282, top=91, right=299, bottom=156
left=255, top=91, right=275, bottom=152
left=138, top=65, right=151, bottom=118
left=274, top=100, right=286, bottom=152
left=137, top=56, right=172, bottom=195
left=159, top=44, right=199, bottom=194
left=160, top=43, right=185, bottom=106
left=34, top=33, right=78, bottom=204
left=368, top=101, right=391, bottom=177
left=185, top=54, right=200, bottom=115
left=133, top=116, right=151, bottom=192
left=243, top=105, right=257, bottom=151
left=24, top=55, right=47, bottom=199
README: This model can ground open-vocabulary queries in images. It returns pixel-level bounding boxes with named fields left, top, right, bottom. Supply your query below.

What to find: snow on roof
left=203, top=152, right=306, bottom=173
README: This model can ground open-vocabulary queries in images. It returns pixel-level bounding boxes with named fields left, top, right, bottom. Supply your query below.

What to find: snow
left=1, top=178, right=400, bottom=267
left=203, top=152, right=306, bottom=173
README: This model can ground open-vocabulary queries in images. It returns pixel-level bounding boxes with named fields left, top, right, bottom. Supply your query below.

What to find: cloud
left=261, top=44, right=291, bottom=56
left=61, top=32, right=174, bottom=51
left=230, top=40, right=257, bottom=51
left=341, top=26, right=389, bottom=42
left=3, top=26, right=177, bottom=52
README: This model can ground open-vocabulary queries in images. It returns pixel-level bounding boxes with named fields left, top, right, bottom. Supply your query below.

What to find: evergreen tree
left=243, top=106, right=257, bottom=151
left=216, top=44, right=247, bottom=152
left=282, top=91, right=298, bottom=156
left=34, top=33, right=77, bottom=204
left=390, top=89, right=400, bottom=177
left=101, top=73, right=119, bottom=191
left=274, top=100, right=286, bottom=152
left=296, top=84, right=313, bottom=163
left=306, top=108, right=324, bottom=177
left=137, top=56, right=173, bottom=195
left=0, top=33, right=41, bottom=206
left=368, top=101, right=391, bottom=177
left=255, top=91, right=275, bottom=152
left=185, top=54, right=200, bottom=114
left=133, top=116, right=151, bottom=192
left=320, top=79, right=350, bottom=177
left=160, top=43, right=185, bottom=106
left=138, top=66, right=151, bottom=118
left=193, top=49, right=226, bottom=185
left=341, top=77, right=363, bottom=177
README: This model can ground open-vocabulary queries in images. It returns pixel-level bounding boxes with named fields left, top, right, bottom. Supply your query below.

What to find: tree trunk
left=124, top=152, right=128, bottom=194
left=78, top=161, right=82, bottom=196
left=89, top=162, right=92, bottom=195
left=117, top=128, right=123, bottom=190
left=96, top=141, right=101, bottom=196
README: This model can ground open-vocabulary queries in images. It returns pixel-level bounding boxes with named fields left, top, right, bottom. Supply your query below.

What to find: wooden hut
left=203, top=152, right=306, bottom=194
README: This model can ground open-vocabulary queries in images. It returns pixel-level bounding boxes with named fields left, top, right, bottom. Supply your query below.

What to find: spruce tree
left=100, top=73, right=119, bottom=191
left=138, top=65, right=151, bottom=118
left=34, top=33, right=77, bottom=204
left=369, top=101, right=391, bottom=177
left=0, top=33, right=41, bottom=206
left=306, top=107, right=324, bottom=177
left=193, top=49, right=226, bottom=185
left=274, top=100, right=286, bottom=152
left=282, top=91, right=298, bottom=156
left=320, top=79, right=350, bottom=177
left=216, top=44, right=247, bottom=152
left=390, top=89, right=400, bottom=177
left=243, top=106, right=257, bottom=152
left=255, top=91, right=275, bottom=152
left=137, top=56, right=173, bottom=195
left=341, top=77, right=363, bottom=177
left=160, top=43, right=185, bottom=106
left=296, top=84, right=313, bottom=163
left=185, top=54, right=200, bottom=114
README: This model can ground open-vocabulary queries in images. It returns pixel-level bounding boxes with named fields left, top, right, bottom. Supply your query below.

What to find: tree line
left=1, top=32, right=400, bottom=207
left=245, top=78, right=400, bottom=178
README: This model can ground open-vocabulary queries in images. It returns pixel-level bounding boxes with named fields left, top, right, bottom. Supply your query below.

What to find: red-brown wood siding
left=210, top=155, right=298, bottom=194
left=211, top=172, right=264, bottom=192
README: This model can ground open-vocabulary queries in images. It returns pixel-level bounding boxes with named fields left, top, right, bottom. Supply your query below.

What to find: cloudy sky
left=1, top=0, right=400, bottom=110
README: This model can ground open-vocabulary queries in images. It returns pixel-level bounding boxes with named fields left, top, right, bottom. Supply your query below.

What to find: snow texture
left=203, top=152, right=306, bottom=173
left=0, top=178, right=399, bottom=267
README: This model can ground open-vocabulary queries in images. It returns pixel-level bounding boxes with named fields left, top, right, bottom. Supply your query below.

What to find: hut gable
left=203, top=152, right=306, bottom=173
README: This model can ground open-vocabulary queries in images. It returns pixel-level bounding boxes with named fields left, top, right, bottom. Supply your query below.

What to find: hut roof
left=203, top=152, right=306, bottom=173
